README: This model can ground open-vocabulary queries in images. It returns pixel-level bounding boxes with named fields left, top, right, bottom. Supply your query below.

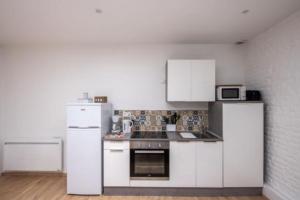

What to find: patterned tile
left=113, top=110, right=208, bottom=132
left=114, top=110, right=119, bottom=115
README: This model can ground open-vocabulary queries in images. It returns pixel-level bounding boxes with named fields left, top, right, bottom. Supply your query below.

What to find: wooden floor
left=0, top=175, right=268, bottom=200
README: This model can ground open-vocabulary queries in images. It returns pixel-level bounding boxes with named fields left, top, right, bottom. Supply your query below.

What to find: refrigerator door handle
left=68, top=126, right=79, bottom=128
left=87, top=126, right=100, bottom=129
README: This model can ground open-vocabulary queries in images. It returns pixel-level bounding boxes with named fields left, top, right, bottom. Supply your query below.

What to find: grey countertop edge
left=103, top=131, right=223, bottom=142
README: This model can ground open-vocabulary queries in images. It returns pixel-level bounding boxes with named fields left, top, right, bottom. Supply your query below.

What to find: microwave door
left=222, top=88, right=240, bottom=100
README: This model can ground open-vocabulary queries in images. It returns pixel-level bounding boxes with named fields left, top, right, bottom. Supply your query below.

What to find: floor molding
left=263, top=184, right=292, bottom=200
left=104, top=187, right=262, bottom=196
left=1, top=171, right=65, bottom=176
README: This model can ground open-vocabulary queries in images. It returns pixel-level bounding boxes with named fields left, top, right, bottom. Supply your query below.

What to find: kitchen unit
left=103, top=131, right=227, bottom=194
left=209, top=101, right=264, bottom=187
left=66, top=103, right=111, bottom=195
left=167, top=59, right=216, bottom=102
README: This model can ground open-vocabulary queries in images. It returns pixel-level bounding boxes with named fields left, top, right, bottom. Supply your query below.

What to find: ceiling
left=0, top=0, right=300, bottom=45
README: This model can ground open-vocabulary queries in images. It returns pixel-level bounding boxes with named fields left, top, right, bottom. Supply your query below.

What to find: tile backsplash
left=114, top=110, right=208, bottom=132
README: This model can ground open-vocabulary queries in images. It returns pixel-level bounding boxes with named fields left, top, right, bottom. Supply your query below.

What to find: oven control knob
left=148, top=144, right=151, bottom=148
left=158, top=143, right=161, bottom=148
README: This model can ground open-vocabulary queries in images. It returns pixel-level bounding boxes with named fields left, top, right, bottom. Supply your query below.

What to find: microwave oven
left=216, top=85, right=246, bottom=101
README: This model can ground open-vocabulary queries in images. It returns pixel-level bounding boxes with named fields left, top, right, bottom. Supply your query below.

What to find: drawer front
left=103, top=141, right=129, bottom=150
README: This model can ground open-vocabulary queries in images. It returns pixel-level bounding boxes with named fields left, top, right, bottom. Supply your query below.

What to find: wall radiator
left=3, top=138, right=62, bottom=172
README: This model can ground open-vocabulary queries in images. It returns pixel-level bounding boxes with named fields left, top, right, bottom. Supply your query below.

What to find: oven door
left=130, top=149, right=169, bottom=180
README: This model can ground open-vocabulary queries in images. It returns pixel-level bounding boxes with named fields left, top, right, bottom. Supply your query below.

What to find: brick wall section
left=245, top=11, right=300, bottom=200
left=0, top=49, right=3, bottom=172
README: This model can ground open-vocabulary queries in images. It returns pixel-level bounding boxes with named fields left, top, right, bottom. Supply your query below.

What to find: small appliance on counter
left=216, top=85, right=246, bottom=101
left=112, top=115, right=122, bottom=133
left=123, top=119, right=133, bottom=134
left=122, top=111, right=133, bottom=134
left=246, top=90, right=262, bottom=101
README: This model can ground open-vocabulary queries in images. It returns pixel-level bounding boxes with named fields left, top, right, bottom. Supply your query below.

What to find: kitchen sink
left=179, top=131, right=219, bottom=140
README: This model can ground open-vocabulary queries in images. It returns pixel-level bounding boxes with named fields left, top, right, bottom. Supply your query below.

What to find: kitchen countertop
left=103, top=131, right=222, bottom=142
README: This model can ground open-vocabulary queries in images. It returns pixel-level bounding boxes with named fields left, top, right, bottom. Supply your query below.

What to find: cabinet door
left=196, top=141, right=223, bottom=187
left=67, top=105, right=101, bottom=128
left=104, top=149, right=130, bottom=186
left=170, top=141, right=196, bottom=187
left=223, top=103, right=264, bottom=187
left=191, top=60, right=215, bottom=101
left=167, top=60, right=191, bottom=101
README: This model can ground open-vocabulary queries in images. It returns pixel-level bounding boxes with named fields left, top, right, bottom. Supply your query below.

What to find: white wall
left=245, top=11, right=300, bottom=200
left=0, top=44, right=246, bottom=171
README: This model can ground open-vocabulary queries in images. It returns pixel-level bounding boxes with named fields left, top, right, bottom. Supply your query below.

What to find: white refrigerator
left=66, top=103, right=111, bottom=195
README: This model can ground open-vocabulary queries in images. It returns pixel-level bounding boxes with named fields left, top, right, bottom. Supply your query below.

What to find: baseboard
left=1, top=171, right=65, bottom=176
left=263, top=184, right=292, bottom=200
left=104, top=187, right=262, bottom=196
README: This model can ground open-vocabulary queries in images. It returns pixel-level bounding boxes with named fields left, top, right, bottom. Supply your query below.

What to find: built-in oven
left=130, top=141, right=169, bottom=180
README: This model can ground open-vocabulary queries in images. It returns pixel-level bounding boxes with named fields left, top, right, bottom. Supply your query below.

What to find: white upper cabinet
left=167, top=59, right=215, bottom=102
left=191, top=60, right=216, bottom=101
left=167, top=60, right=191, bottom=101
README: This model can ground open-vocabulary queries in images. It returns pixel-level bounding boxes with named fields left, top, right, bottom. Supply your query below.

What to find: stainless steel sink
left=179, top=131, right=219, bottom=140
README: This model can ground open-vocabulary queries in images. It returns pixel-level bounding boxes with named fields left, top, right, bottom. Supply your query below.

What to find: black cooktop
left=131, top=131, right=168, bottom=139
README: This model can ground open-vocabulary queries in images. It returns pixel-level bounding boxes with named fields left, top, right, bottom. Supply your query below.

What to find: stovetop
left=131, top=131, right=168, bottom=139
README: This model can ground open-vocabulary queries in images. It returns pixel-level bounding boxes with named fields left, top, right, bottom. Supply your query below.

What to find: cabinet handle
left=110, top=149, right=124, bottom=152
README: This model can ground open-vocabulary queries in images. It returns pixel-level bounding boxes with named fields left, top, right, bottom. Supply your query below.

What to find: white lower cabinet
left=170, top=141, right=196, bottom=187
left=104, top=141, right=130, bottom=187
left=103, top=140, right=223, bottom=188
left=196, top=141, right=223, bottom=187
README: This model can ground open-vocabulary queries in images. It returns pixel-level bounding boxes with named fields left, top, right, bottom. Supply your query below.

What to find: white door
left=196, top=141, right=223, bottom=187
left=167, top=60, right=191, bottom=101
left=170, top=141, right=196, bottom=187
left=223, top=103, right=264, bottom=187
left=191, top=60, right=215, bottom=101
left=67, top=128, right=101, bottom=194
left=67, top=105, right=101, bottom=128
left=104, top=149, right=130, bottom=186
left=103, top=141, right=129, bottom=187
